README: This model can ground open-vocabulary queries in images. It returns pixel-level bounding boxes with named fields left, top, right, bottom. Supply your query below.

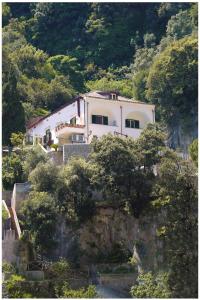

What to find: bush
left=5, top=274, right=33, bottom=298
left=130, top=272, right=171, bottom=298
left=61, top=284, right=97, bottom=298
left=10, top=132, right=25, bottom=148
left=23, top=145, right=49, bottom=176
left=19, top=191, right=57, bottom=255
left=46, top=258, right=70, bottom=279
left=189, top=139, right=198, bottom=167
left=2, top=153, right=25, bottom=190
left=50, top=143, right=58, bottom=151
left=29, top=162, right=60, bottom=193
left=2, top=262, right=16, bottom=274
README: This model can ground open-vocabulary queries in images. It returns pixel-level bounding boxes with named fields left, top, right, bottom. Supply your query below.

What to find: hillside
left=2, top=2, right=198, bottom=149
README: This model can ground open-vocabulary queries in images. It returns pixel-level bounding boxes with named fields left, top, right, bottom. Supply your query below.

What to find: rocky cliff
left=54, top=205, right=164, bottom=272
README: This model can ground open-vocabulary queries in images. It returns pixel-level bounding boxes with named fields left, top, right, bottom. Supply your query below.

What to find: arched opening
left=125, top=111, right=151, bottom=129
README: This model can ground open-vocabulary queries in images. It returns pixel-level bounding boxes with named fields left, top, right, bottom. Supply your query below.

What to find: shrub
left=61, top=283, right=97, bottom=298
left=23, top=146, right=49, bottom=176
left=10, top=132, right=25, bottom=148
left=5, top=274, right=33, bottom=298
left=46, top=258, right=70, bottom=279
left=130, top=272, right=171, bottom=298
left=2, top=262, right=16, bottom=274
left=189, top=139, right=198, bottom=167
left=50, top=143, right=59, bottom=151
left=2, top=153, right=25, bottom=190
left=19, top=191, right=57, bottom=255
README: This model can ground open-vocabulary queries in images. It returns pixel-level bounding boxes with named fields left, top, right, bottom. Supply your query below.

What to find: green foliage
left=87, top=77, right=134, bottom=98
left=155, top=155, right=198, bottom=297
left=130, top=271, right=171, bottom=298
left=23, top=146, right=49, bottom=176
left=147, top=36, right=198, bottom=132
left=10, top=132, right=25, bottom=148
left=50, top=143, right=59, bottom=151
left=47, top=55, right=85, bottom=92
left=2, top=206, right=9, bottom=224
left=57, top=157, right=96, bottom=223
left=2, top=3, right=11, bottom=27
left=136, top=123, right=166, bottom=168
left=2, top=49, right=25, bottom=145
left=97, top=242, right=132, bottom=264
left=189, top=139, right=198, bottom=167
left=29, top=162, right=60, bottom=193
left=2, top=262, right=16, bottom=274
left=166, top=10, right=193, bottom=40
left=46, top=258, right=70, bottom=279
left=61, top=284, right=97, bottom=298
left=5, top=274, right=32, bottom=298
left=90, top=131, right=161, bottom=217
left=2, top=153, right=25, bottom=190
left=20, top=191, right=57, bottom=255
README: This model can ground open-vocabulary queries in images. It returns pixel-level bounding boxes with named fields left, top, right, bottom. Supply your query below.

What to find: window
left=125, top=119, right=140, bottom=129
left=111, top=93, right=117, bottom=100
left=92, top=115, right=108, bottom=125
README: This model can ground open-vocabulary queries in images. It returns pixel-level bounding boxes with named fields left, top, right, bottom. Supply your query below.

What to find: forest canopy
left=2, top=2, right=198, bottom=145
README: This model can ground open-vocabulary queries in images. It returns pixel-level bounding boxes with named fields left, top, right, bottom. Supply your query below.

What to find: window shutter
left=103, top=116, right=108, bottom=125
left=92, top=115, right=96, bottom=124
left=135, top=120, right=139, bottom=128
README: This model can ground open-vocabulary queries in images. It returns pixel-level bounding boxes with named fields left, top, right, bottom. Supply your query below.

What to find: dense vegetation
left=2, top=3, right=198, bottom=298
left=3, top=124, right=196, bottom=297
left=2, top=2, right=198, bottom=146
left=3, top=260, right=97, bottom=298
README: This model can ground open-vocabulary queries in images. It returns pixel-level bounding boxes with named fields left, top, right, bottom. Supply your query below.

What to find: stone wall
left=48, top=150, right=63, bottom=165
left=11, top=182, right=30, bottom=212
left=63, top=144, right=91, bottom=163
left=99, top=273, right=136, bottom=291
left=2, top=230, right=20, bottom=264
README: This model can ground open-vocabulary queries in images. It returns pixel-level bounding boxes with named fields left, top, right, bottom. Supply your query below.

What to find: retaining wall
left=63, top=144, right=91, bottom=163
left=99, top=273, right=136, bottom=291
left=2, top=230, right=20, bottom=264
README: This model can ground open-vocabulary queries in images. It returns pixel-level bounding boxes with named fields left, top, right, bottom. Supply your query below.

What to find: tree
left=19, top=191, right=58, bottom=255
left=2, top=153, right=25, bottom=190
left=155, top=155, right=198, bottom=297
left=57, top=157, right=96, bottom=223
left=2, top=50, right=25, bottom=145
left=146, top=36, right=198, bottom=135
left=2, top=3, right=11, bottom=27
left=28, top=162, right=60, bottom=193
left=86, top=77, right=134, bottom=98
left=47, top=55, right=85, bottom=92
left=166, top=10, right=193, bottom=40
left=136, top=123, right=166, bottom=169
left=10, top=132, right=25, bottom=148
left=90, top=134, right=155, bottom=217
left=189, top=139, right=198, bottom=167
left=23, top=146, right=49, bottom=176
left=130, top=272, right=171, bottom=298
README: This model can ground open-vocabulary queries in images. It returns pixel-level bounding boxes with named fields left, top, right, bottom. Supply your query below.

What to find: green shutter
left=103, top=116, right=108, bottom=125
left=92, top=115, right=96, bottom=124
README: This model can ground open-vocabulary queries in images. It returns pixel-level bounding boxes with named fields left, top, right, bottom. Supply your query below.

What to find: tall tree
left=155, top=155, right=198, bottom=297
left=2, top=50, right=25, bottom=145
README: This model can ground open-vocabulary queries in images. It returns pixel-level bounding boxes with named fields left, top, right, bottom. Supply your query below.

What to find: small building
left=26, top=91, right=155, bottom=148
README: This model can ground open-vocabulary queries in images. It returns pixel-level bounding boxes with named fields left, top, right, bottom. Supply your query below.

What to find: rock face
left=54, top=206, right=164, bottom=272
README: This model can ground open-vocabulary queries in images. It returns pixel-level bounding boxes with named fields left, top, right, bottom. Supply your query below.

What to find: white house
left=26, top=91, right=155, bottom=147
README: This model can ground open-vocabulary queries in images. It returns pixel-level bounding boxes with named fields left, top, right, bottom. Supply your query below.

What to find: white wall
left=27, top=95, right=155, bottom=145
left=85, top=96, right=155, bottom=141
left=27, top=99, right=85, bottom=144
